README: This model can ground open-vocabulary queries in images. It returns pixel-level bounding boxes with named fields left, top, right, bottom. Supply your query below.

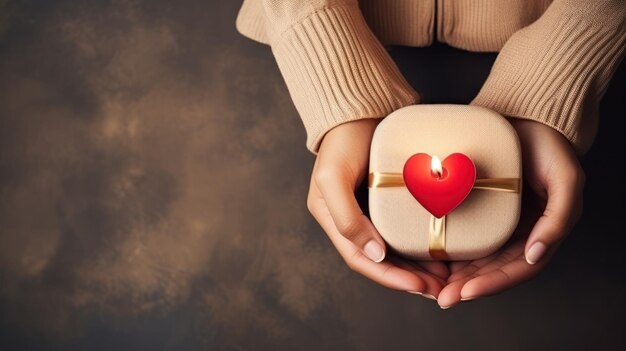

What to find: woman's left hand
left=436, top=119, right=585, bottom=309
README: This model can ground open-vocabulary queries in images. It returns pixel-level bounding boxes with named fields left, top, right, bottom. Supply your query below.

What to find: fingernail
left=407, top=291, right=436, bottom=300
left=422, top=294, right=437, bottom=301
left=364, top=240, right=385, bottom=263
left=440, top=304, right=456, bottom=310
left=526, top=242, right=547, bottom=264
left=460, top=296, right=475, bottom=302
left=423, top=294, right=437, bottom=300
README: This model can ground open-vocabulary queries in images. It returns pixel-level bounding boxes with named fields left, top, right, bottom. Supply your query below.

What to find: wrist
left=508, top=118, right=575, bottom=152
left=321, top=117, right=383, bottom=147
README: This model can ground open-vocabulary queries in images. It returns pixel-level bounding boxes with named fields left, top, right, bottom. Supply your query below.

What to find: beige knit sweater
left=236, top=0, right=626, bottom=155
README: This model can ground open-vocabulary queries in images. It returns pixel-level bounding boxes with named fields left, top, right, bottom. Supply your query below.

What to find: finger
left=440, top=238, right=527, bottom=308
left=459, top=255, right=546, bottom=300
left=447, top=255, right=499, bottom=283
left=448, top=236, right=526, bottom=281
left=457, top=237, right=551, bottom=299
left=439, top=257, right=501, bottom=309
left=448, top=261, right=472, bottom=275
left=388, top=257, right=448, bottom=298
left=308, top=176, right=426, bottom=292
left=315, top=202, right=426, bottom=292
left=525, top=170, right=583, bottom=265
left=441, top=255, right=538, bottom=308
left=314, top=156, right=386, bottom=263
left=413, top=260, right=450, bottom=281
left=437, top=277, right=475, bottom=309
left=447, top=263, right=482, bottom=284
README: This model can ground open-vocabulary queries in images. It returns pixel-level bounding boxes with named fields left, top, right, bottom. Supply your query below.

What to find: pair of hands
left=307, top=117, right=585, bottom=308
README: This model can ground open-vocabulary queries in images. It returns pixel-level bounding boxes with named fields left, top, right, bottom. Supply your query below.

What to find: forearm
left=238, top=0, right=420, bottom=154
left=472, top=0, right=626, bottom=155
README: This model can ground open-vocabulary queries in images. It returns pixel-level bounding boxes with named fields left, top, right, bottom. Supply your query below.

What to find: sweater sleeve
left=471, top=0, right=626, bottom=155
left=236, top=0, right=420, bottom=154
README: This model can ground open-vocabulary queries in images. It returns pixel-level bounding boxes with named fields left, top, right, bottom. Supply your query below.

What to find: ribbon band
left=368, top=172, right=520, bottom=259
left=368, top=172, right=520, bottom=193
left=429, top=216, right=448, bottom=260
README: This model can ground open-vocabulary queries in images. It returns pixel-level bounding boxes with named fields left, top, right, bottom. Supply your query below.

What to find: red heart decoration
left=403, top=153, right=476, bottom=218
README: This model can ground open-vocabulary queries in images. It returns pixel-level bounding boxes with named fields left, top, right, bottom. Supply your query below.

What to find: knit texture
left=437, top=0, right=552, bottom=52
left=259, top=0, right=420, bottom=153
left=472, top=0, right=626, bottom=154
left=237, top=0, right=626, bottom=155
left=236, top=0, right=269, bottom=44
left=359, top=0, right=435, bottom=47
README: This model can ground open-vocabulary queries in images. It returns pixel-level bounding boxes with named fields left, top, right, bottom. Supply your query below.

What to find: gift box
left=368, top=105, right=522, bottom=261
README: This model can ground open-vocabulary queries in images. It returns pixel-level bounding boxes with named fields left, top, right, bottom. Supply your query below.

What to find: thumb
left=525, top=171, right=583, bottom=265
left=315, top=163, right=387, bottom=263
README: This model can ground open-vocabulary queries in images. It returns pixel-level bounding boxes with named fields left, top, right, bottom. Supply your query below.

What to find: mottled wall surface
left=0, top=1, right=625, bottom=350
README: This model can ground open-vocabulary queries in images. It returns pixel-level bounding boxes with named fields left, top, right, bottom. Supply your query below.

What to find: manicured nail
left=407, top=291, right=436, bottom=300
left=526, top=242, right=547, bottom=264
left=423, top=293, right=437, bottom=300
left=364, top=240, right=385, bottom=263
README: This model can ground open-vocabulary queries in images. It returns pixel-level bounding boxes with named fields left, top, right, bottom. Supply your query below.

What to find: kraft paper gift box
left=368, top=105, right=522, bottom=261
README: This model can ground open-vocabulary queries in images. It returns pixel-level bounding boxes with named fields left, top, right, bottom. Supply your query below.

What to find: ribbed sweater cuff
left=236, top=0, right=269, bottom=44
left=437, top=0, right=551, bottom=52
left=269, top=3, right=420, bottom=154
left=472, top=0, right=626, bottom=154
left=360, top=0, right=435, bottom=47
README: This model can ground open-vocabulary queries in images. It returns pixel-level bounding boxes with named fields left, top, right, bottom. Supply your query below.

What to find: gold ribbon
left=429, top=216, right=448, bottom=260
left=368, top=172, right=521, bottom=193
left=368, top=172, right=521, bottom=259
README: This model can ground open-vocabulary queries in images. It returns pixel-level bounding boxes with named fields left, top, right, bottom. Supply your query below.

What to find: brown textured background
left=0, top=1, right=625, bottom=350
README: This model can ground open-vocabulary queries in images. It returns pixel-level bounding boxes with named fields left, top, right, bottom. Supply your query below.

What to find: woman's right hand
left=307, top=118, right=449, bottom=298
